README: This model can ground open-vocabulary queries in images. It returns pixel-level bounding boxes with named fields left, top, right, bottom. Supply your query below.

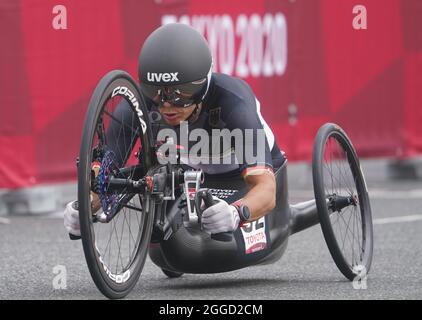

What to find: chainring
left=97, top=150, right=120, bottom=216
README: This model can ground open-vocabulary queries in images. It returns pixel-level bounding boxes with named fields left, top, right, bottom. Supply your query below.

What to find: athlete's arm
left=218, top=77, right=277, bottom=221
left=240, top=168, right=276, bottom=221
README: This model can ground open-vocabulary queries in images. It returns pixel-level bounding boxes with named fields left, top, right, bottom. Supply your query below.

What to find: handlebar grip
left=202, top=189, right=215, bottom=207
left=194, top=189, right=213, bottom=221
left=194, top=189, right=233, bottom=243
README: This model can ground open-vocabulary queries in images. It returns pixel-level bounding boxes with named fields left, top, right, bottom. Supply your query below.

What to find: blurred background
left=0, top=0, right=421, bottom=214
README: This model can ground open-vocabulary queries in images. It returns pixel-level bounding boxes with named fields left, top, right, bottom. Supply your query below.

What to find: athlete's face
left=158, top=101, right=197, bottom=126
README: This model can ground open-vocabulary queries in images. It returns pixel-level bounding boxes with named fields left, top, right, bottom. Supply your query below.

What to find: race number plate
left=240, top=217, right=267, bottom=254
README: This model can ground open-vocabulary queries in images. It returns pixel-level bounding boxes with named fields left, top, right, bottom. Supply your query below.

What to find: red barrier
left=0, top=0, right=421, bottom=189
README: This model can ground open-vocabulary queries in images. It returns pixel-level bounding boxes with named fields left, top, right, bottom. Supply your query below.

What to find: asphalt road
left=1, top=170, right=421, bottom=300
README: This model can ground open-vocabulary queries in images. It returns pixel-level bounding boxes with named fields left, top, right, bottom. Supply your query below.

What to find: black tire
left=78, top=70, right=155, bottom=299
left=312, top=123, right=373, bottom=281
left=161, top=269, right=184, bottom=278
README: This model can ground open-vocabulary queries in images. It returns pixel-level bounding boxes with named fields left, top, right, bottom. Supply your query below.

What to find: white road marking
left=368, top=189, right=422, bottom=199
left=373, top=214, right=422, bottom=225
left=290, top=188, right=422, bottom=199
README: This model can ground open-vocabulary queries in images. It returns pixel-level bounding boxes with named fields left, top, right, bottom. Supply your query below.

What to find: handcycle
left=77, top=70, right=373, bottom=299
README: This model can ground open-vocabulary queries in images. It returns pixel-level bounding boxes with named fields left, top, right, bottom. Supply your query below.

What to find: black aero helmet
left=138, top=23, right=213, bottom=107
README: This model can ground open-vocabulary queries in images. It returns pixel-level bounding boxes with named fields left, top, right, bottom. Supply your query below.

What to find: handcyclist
left=64, top=23, right=285, bottom=239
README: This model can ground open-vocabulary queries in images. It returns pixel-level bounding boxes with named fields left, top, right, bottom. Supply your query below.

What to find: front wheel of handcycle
left=312, top=123, right=373, bottom=281
left=78, top=70, right=155, bottom=299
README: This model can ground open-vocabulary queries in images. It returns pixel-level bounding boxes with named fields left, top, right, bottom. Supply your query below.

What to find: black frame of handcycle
left=103, top=152, right=356, bottom=274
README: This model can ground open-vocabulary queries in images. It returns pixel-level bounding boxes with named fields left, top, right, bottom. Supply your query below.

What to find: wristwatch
left=232, top=200, right=251, bottom=223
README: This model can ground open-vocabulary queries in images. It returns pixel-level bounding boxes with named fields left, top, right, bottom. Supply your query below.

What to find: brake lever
left=194, top=189, right=233, bottom=242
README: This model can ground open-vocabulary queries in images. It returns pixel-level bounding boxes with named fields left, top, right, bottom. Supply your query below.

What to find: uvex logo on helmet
left=147, top=72, right=179, bottom=82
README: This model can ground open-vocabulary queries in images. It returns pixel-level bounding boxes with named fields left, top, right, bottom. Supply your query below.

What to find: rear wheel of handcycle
left=312, top=123, right=373, bottom=281
left=78, top=70, right=155, bottom=299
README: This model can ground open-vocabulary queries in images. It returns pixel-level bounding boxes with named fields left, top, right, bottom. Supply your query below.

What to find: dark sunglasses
left=140, top=78, right=206, bottom=108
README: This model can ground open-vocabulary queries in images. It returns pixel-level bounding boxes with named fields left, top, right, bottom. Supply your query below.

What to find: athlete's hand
left=201, top=197, right=240, bottom=235
left=64, top=200, right=80, bottom=237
